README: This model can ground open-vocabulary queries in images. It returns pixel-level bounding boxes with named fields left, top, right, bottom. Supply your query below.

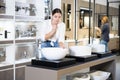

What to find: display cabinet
left=61, top=0, right=74, bottom=40
left=0, top=0, right=46, bottom=80
left=0, top=0, right=62, bottom=79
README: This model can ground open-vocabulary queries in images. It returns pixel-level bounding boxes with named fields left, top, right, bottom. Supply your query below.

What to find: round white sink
left=41, top=48, right=68, bottom=60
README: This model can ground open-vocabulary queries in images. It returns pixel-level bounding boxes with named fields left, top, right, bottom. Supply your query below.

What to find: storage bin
left=90, top=70, right=111, bottom=80
left=66, top=73, right=90, bottom=80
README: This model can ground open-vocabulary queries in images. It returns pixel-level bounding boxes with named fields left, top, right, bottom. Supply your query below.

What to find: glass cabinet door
left=61, top=0, right=74, bottom=40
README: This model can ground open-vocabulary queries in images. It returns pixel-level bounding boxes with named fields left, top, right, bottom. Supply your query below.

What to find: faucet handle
left=36, top=39, right=42, bottom=47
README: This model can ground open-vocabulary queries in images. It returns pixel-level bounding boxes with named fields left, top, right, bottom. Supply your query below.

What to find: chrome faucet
left=35, top=39, right=42, bottom=59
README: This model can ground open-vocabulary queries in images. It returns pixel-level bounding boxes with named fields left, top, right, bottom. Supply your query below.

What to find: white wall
left=35, top=0, right=45, bottom=19
left=6, top=0, right=14, bottom=15
left=52, top=0, right=61, bottom=9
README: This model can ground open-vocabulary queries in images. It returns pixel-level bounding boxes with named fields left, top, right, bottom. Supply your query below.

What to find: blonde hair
left=102, top=16, right=109, bottom=24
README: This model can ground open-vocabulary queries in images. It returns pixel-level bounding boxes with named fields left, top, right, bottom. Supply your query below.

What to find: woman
left=100, top=16, right=110, bottom=52
left=39, top=8, right=66, bottom=48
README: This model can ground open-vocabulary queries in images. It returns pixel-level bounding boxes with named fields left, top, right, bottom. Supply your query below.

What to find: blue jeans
left=41, top=41, right=59, bottom=48
left=100, top=40, right=108, bottom=52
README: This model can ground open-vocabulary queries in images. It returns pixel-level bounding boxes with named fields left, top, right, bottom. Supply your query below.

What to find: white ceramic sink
left=73, top=75, right=90, bottom=80
left=69, top=46, right=91, bottom=56
left=90, top=71, right=111, bottom=80
left=41, top=48, right=68, bottom=60
left=91, top=44, right=105, bottom=53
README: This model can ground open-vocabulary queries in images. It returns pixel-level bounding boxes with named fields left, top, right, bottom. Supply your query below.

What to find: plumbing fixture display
left=44, top=0, right=53, bottom=19
left=29, top=4, right=36, bottom=16
left=0, top=26, right=3, bottom=39
left=4, top=30, right=10, bottom=38
left=15, top=24, right=37, bottom=38
left=0, top=47, right=6, bottom=62
left=15, top=2, right=30, bottom=16
left=15, top=2, right=36, bottom=16
left=0, top=0, right=5, bottom=14
left=15, top=44, right=36, bottom=60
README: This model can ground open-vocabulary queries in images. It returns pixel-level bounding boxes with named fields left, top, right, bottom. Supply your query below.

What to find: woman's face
left=52, top=13, right=62, bottom=25
left=101, top=19, right=104, bottom=24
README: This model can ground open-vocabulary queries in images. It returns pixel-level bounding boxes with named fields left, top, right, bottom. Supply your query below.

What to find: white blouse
left=37, top=19, right=66, bottom=43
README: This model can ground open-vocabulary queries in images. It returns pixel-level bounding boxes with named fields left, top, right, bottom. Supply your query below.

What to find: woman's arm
left=58, top=23, right=66, bottom=48
left=95, top=27, right=101, bottom=36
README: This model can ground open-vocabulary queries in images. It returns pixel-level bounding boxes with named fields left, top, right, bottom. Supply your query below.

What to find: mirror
left=77, top=7, right=93, bottom=40
left=61, top=0, right=74, bottom=40
left=111, top=16, right=118, bottom=31
left=66, top=4, right=71, bottom=31
left=79, top=8, right=92, bottom=28
left=62, top=3, right=65, bottom=23
left=62, top=3, right=71, bottom=31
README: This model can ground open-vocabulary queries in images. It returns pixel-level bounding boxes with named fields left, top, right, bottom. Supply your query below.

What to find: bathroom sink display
left=91, top=44, right=105, bottom=53
left=41, top=48, right=68, bottom=60
left=69, top=46, right=92, bottom=57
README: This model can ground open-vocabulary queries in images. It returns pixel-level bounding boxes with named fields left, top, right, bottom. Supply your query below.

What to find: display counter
left=25, top=55, right=116, bottom=80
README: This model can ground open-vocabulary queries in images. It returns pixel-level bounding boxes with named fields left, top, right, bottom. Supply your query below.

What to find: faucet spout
left=35, top=39, right=42, bottom=59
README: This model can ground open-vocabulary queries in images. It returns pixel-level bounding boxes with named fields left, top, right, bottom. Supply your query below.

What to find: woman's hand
left=95, top=27, right=101, bottom=37
left=45, top=24, right=58, bottom=40
left=59, top=42, right=66, bottom=49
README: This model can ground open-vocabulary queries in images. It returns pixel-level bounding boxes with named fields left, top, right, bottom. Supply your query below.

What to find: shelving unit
left=0, top=14, right=13, bottom=19
left=0, top=0, right=45, bottom=80
left=0, top=0, right=61, bottom=79
left=14, top=1, right=44, bottom=80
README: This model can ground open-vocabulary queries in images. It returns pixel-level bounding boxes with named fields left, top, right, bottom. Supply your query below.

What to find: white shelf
left=0, top=61, right=13, bottom=68
left=15, top=57, right=35, bottom=64
left=15, top=37, right=36, bottom=40
left=0, top=39, right=13, bottom=45
left=15, top=15, right=43, bottom=22
left=0, top=14, right=13, bottom=19
left=15, top=37, right=36, bottom=43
